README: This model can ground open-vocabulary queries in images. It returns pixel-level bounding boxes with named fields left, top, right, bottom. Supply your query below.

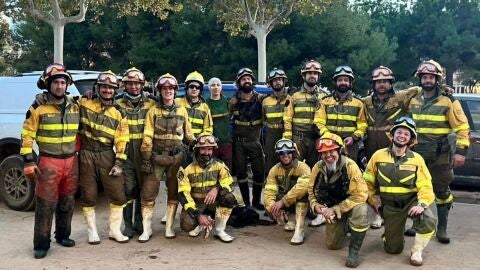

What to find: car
left=451, top=94, right=480, bottom=188
left=0, top=71, right=98, bottom=211
left=177, top=81, right=272, bottom=99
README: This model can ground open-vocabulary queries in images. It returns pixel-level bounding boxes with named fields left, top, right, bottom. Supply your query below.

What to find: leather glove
left=24, top=162, right=41, bottom=180
left=141, top=159, right=153, bottom=175
left=332, top=205, right=342, bottom=220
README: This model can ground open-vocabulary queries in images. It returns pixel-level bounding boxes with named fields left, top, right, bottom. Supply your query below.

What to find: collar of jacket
left=319, top=154, right=347, bottom=176
left=333, top=90, right=353, bottom=102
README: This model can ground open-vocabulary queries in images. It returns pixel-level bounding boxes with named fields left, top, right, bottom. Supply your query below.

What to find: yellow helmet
left=122, top=67, right=145, bottom=84
left=155, top=73, right=178, bottom=90
left=185, top=71, right=205, bottom=88
left=415, top=59, right=443, bottom=78
left=96, top=70, right=119, bottom=88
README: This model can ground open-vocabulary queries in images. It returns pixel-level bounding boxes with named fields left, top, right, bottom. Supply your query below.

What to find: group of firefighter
left=20, top=58, right=469, bottom=268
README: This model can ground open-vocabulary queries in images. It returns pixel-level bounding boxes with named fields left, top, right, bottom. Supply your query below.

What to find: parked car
left=451, top=94, right=480, bottom=187
left=0, top=71, right=98, bottom=211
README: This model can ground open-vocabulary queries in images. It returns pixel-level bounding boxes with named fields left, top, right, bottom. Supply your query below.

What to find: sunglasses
left=188, top=84, right=201, bottom=90
left=98, top=73, right=118, bottom=85
left=125, top=71, right=145, bottom=81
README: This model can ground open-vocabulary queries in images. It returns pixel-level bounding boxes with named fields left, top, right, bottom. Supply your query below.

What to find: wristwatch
left=418, top=202, right=428, bottom=209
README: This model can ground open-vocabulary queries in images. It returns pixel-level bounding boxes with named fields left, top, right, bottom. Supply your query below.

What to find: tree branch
left=50, top=0, right=62, bottom=19
left=242, top=0, right=255, bottom=29
left=65, top=0, right=87, bottom=24
left=266, top=2, right=295, bottom=33
left=28, top=0, right=54, bottom=26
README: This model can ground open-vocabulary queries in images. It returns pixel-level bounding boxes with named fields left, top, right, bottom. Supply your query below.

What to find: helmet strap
left=125, top=91, right=142, bottom=100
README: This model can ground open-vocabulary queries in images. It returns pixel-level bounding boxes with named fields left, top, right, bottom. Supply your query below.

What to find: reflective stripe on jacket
left=262, top=91, right=290, bottom=130
left=175, top=97, right=213, bottom=137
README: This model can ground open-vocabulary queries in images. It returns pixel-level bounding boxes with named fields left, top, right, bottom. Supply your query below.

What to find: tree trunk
left=53, top=23, right=64, bottom=64
left=255, top=28, right=267, bottom=83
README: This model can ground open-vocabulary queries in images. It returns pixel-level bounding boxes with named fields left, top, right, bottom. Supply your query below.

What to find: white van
left=0, top=71, right=99, bottom=211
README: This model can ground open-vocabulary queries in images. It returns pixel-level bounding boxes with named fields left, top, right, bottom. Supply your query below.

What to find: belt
left=293, top=131, right=318, bottom=139
left=234, top=136, right=259, bottom=142
left=382, top=198, right=414, bottom=209
left=266, top=122, right=283, bottom=129
left=39, top=152, right=77, bottom=159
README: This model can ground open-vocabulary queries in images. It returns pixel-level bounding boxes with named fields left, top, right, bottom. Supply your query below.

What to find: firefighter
left=283, top=60, right=329, bottom=226
left=178, top=134, right=237, bottom=243
left=364, top=117, right=437, bottom=266
left=308, top=133, right=369, bottom=268
left=78, top=71, right=130, bottom=245
left=264, top=139, right=310, bottom=245
left=314, top=65, right=367, bottom=164
left=139, top=73, right=195, bottom=242
left=228, top=68, right=265, bottom=210
left=115, top=67, right=157, bottom=239
left=283, top=60, right=329, bottom=168
left=405, top=60, right=470, bottom=243
left=363, top=66, right=418, bottom=230
left=22, top=64, right=80, bottom=258
left=206, top=77, right=232, bottom=170
left=262, top=68, right=291, bottom=173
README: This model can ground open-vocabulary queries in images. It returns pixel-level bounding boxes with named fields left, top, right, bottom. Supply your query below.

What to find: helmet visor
left=317, top=138, right=340, bottom=152
left=275, top=140, right=294, bottom=152
left=196, top=135, right=217, bottom=146
left=372, top=68, right=394, bottom=79
left=416, top=63, right=438, bottom=74
left=335, top=65, right=353, bottom=74
left=124, top=70, right=145, bottom=81
left=303, top=61, right=321, bottom=72
left=46, top=64, right=67, bottom=76
left=395, top=117, right=416, bottom=129
left=158, top=77, right=177, bottom=87
left=98, top=73, right=118, bottom=85
left=269, top=69, right=286, bottom=78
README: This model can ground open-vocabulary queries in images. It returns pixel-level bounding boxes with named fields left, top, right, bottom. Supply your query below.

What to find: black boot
left=238, top=181, right=251, bottom=207
left=436, top=203, right=451, bottom=244
left=346, top=231, right=366, bottom=268
left=404, top=225, right=416, bottom=237
left=252, top=184, right=264, bottom=211
left=55, top=195, right=76, bottom=247
left=123, top=201, right=134, bottom=238
left=133, top=198, right=143, bottom=235
left=33, top=197, right=56, bottom=258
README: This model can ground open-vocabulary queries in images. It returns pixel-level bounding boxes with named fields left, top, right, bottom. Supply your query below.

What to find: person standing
left=206, top=77, right=232, bottom=170
left=22, top=64, right=80, bottom=258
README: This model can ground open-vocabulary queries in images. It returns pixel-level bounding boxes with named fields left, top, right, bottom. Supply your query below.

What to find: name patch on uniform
left=399, top=165, right=416, bottom=172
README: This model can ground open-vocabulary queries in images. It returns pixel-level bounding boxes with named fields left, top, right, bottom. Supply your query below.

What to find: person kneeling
left=178, top=134, right=236, bottom=242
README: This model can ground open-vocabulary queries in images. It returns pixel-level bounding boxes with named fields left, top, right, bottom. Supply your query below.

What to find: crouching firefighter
left=22, top=64, right=80, bottom=258
left=178, top=134, right=237, bottom=242
left=264, top=139, right=310, bottom=245
left=363, top=117, right=437, bottom=266
left=308, top=133, right=369, bottom=268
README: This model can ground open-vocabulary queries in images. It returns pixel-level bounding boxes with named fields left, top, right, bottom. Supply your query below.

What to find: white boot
left=410, top=234, right=431, bottom=266
left=160, top=214, right=167, bottom=225
left=108, top=204, right=129, bottom=243
left=189, top=225, right=205, bottom=237
left=138, top=204, right=154, bottom=243
left=165, top=203, right=178, bottom=239
left=284, top=213, right=295, bottom=231
left=291, top=203, right=307, bottom=245
left=214, top=207, right=235, bottom=243
left=370, top=212, right=384, bottom=229
left=82, top=207, right=100, bottom=245
left=309, top=213, right=326, bottom=227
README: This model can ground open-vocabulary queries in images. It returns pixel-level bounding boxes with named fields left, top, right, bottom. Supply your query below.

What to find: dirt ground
left=1, top=188, right=480, bottom=270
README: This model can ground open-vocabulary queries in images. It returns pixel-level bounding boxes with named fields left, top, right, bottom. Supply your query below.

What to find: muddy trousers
left=264, top=128, right=283, bottom=174
left=123, top=158, right=144, bottom=236
left=382, top=200, right=437, bottom=254
left=325, top=204, right=369, bottom=250
left=141, top=162, right=181, bottom=206
left=234, top=139, right=265, bottom=206
left=34, top=155, right=78, bottom=252
left=292, top=133, right=319, bottom=168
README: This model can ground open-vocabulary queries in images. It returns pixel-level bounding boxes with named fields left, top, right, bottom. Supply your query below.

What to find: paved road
left=1, top=190, right=479, bottom=270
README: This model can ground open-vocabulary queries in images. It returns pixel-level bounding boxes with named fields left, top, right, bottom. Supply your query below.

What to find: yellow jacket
left=175, top=97, right=213, bottom=137
left=262, top=91, right=290, bottom=130
left=264, top=159, right=310, bottom=212
left=20, top=95, right=79, bottom=158
left=178, top=159, right=233, bottom=211
left=363, top=147, right=435, bottom=207
left=78, top=98, right=129, bottom=160
left=308, top=156, right=367, bottom=213
left=408, top=88, right=470, bottom=154
left=314, top=91, right=367, bottom=139
left=283, top=86, right=327, bottom=138
left=141, top=103, right=195, bottom=160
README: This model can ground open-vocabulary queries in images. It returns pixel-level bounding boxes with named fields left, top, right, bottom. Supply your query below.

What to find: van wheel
left=0, top=155, right=35, bottom=211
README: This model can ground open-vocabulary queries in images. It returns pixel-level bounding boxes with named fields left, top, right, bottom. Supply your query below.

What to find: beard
left=326, top=161, right=337, bottom=174
left=305, top=77, right=317, bottom=87
left=239, top=83, right=254, bottom=93
left=422, top=84, right=436, bottom=92
left=393, top=140, right=409, bottom=148
left=49, top=91, right=65, bottom=100
left=336, top=85, right=350, bottom=93
left=272, top=84, right=283, bottom=92
left=199, top=154, right=212, bottom=163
